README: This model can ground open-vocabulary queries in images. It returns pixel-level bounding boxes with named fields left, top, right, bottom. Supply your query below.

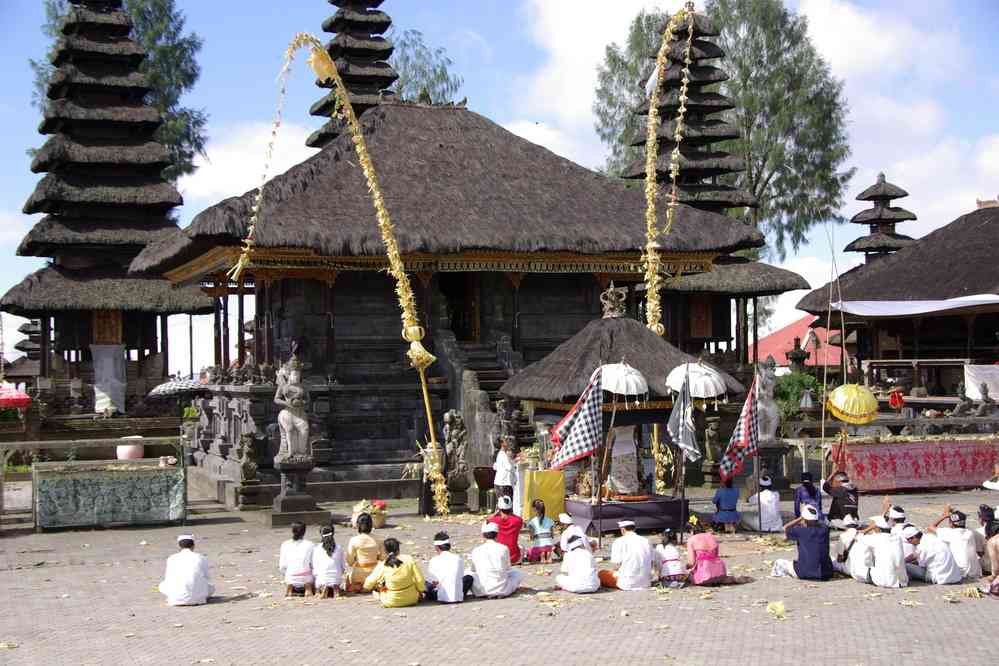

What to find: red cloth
left=488, top=512, right=524, bottom=564
left=888, top=389, right=905, bottom=410
left=841, top=439, right=999, bottom=491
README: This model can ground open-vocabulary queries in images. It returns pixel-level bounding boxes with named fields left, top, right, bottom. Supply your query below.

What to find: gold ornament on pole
left=229, top=33, right=448, bottom=515
left=642, top=3, right=696, bottom=337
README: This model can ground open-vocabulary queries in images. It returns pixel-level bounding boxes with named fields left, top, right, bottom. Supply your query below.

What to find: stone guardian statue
left=273, top=354, right=311, bottom=463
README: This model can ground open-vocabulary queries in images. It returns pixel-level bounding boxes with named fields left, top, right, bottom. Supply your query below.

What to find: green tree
left=593, top=9, right=663, bottom=177
left=388, top=28, right=464, bottom=104
left=593, top=0, right=855, bottom=259
left=28, top=0, right=207, bottom=181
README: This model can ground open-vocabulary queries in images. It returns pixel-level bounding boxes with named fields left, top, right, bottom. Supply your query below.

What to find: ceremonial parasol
left=600, top=362, right=648, bottom=400
left=826, top=384, right=879, bottom=425
left=665, top=362, right=726, bottom=399
left=147, top=378, right=207, bottom=399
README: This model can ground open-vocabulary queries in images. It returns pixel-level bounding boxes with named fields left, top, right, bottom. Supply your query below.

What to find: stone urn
left=116, top=436, right=145, bottom=460
left=473, top=466, right=495, bottom=491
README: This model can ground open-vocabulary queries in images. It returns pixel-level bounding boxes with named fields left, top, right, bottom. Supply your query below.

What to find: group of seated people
left=771, top=498, right=999, bottom=591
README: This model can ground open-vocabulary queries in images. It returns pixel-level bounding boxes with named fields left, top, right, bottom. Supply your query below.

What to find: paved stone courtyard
left=2, top=487, right=998, bottom=666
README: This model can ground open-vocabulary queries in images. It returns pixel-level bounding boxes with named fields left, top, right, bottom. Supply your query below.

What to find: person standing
left=493, top=439, right=516, bottom=501
left=598, top=520, right=654, bottom=590
left=526, top=499, right=556, bottom=563
left=311, top=525, right=346, bottom=598
left=363, top=538, right=426, bottom=608
left=927, top=506, right=982, bottom=579
left=742, top=475, right=783, bottom=532
left=903, top=526, right=963, bottom=585
left=712, top=478, right=741, bottom=533
left=158, top=534, right=214, bottom=606
left=771, top=504, right=833, bottom=580
left=346, top=513, right=385, bottom=593
left=487, top=495, right=524, bottom=564
left=556, top=535, right=600, bottom=594
left=822, top=471, right=860, bottom=529
left=425, top=531, right=472, bottom=603
left=279, top=521, right=316, bottom=597
left=469, top=523, right=525, bottom=598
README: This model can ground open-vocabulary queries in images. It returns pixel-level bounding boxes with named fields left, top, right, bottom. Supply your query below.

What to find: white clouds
left=768, top=251, right=863, bottom=335
left=1, top=311, right=28, bottom=362
left=0, top=211, right=32, bottom=247
left=503, top=120, right=598, bottom=168
left=177, top=122, right=316, bottom=215
left=454, top=28, right=494, bottom=62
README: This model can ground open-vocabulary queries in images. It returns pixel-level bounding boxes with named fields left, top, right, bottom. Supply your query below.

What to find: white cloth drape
left=90, top=344, right=126, bottom=414
left=964, top=365, right=999, bottom=400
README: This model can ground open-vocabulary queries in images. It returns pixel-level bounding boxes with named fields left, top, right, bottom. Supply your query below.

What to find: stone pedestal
left=273, top=457, right=318, bottom=513
left=757, top=443, right=790, bottom=491
left=448, top=489, right=469, bottom=513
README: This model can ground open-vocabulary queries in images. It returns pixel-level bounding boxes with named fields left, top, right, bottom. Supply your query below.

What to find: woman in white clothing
left=279, top=521, right=316, bottom=597
left=556, top=535, right=600, bottom=593
left=311, top=525, right=346, bottom=598
left=493, top=439, right=515, bottom=501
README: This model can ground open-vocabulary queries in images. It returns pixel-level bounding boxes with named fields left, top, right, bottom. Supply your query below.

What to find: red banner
left=841, top=438, right=999, bottom=492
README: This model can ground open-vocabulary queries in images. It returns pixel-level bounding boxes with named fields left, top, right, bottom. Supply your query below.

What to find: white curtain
left=90, top=344, right=126, bottom=414
left=964, top=365, right=999, bottom=401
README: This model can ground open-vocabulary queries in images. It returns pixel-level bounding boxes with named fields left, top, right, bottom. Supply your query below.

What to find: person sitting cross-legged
left=902, top=525, right=963, bottom=585
left=823, top=471, right=860, bottom=530
left=346, top=512, right=385, bottom=593
left=363, top=538, right=426, bottom=608
left=976, top=505, right=999, bottom=582
left=741, top=475, right=783, bottom=533
left=771, top=503, right=833, bottom=581
left=555, top=534, right=600, bottom=594
left=279, top=521, right=315, bottom=597
left=469, top=522, right=525, bottom=598
left=526, top=499, right=556, bottom=563
left=311, top=525, right=346, bottom=599
left=927, top=505, right=981, bottom=580
left=598, top=520, right=655, bottom=590
left=856, top=517, right=909, bottom=588
left=656, top=528, right=689, bottom=588
left=425, top=531, right=473, bottom=603
left=712, top=478, right=740, bottom=534
left=159, top=534, right=215, bottom=606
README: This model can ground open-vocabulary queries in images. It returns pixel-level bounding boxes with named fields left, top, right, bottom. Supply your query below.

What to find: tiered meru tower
left=843, top=173, right=916, bottom=263
left=307, top=0, right=399, bottom=148
left=0, top=0, right=211, bottom=411
left=625, top=12, right=756, bottom=212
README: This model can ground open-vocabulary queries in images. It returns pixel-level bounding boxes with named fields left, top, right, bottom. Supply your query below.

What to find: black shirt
left=821, top=480, right=859, bottom=521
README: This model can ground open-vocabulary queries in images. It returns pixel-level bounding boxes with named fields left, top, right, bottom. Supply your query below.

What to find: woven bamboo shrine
left=0, top=0, right=212, bottom=420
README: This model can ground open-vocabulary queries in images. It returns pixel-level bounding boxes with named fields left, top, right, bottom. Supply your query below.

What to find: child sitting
left=526, top=499, right=556, bottom=563
left=656, top=528, right=688, bottom=588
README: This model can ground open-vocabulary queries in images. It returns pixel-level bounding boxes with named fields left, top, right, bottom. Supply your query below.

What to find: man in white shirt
left=279, top=521, right=316, bottom=597
left=832, top=527, right=874, bottom=582
left=928, top=506, right=982, bottom=579
left=159, top=534, right=214, bottom=606
left=599, top=520, right=654, bottom=590
left=859, top=529, right=909, bottom=588
left=425, top=531, right=472, bottom=603
left=741, top=475, right=783, bottom=532
left=492, top=439, right=515, bottom=501
left=556, top=535, right=600, bottom=594
left=469, top=523, right=524, bottom=598
left=903, top=526, right=963, bottom=585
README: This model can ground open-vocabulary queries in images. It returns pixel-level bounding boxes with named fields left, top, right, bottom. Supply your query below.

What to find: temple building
left=0, top=0, right=212, bottom=414
left=843, top=173, right=916, bottom=263
left=129, top=2, right=775, bottom=507
left=625, top=12, right=806, bottom=363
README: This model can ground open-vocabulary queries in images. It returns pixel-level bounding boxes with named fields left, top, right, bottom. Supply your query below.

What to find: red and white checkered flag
left=549, top=368, right=603, bottom=469
left=719, top=376, right=759, bottom=481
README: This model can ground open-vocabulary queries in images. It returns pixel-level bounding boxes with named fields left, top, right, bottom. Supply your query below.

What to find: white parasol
left=665, top=362, right=726, bottom=399
left=147, top=378, right=207, bottom=399
left=599, top=362, right=648, bottom=398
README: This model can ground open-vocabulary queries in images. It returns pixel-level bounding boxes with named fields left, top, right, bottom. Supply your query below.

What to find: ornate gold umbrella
left=826, top=384, right=879, bottom=425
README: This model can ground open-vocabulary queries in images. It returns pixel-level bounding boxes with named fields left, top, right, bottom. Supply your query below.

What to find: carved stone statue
left=273, top=354, right=311, bottom=463
left=703, top=417, right=720, bottom=463
left=236, top=434, right=258, bottom=482
left=950, top=382, right=974, bottom=417
left=756, top=356, right=780, bottom=445
left=442, top=410, right=470, bottom=492
left=975, top=382, right=997, bottom=417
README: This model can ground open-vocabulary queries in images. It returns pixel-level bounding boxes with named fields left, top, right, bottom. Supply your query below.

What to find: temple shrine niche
left=0, top=0, right=212, bottom=420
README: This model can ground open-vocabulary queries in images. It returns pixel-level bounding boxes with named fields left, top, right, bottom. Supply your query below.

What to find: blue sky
left=1, top=1, right=998, bottom=374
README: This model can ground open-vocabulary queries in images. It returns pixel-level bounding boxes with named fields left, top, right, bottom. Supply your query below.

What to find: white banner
left=832, top=294, right=999, bottom=318
left=90, top=344, right=126, bottom=414
left=963, top=365, right=999, bottom=401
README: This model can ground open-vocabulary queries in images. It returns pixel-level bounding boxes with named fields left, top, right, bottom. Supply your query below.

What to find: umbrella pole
left=597, top=402, right=618, bottom=550
left=679, top=444, right=686, bottom=546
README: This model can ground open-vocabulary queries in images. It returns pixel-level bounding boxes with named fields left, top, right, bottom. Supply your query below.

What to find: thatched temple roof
left=500, top=315, right=743, bottom=403
left=845, top=173, right=918, bottom=257
left=665, top=256, right=809, bottom=297
left=131, top=103, right=764, bottom=277
left=797, top=206, right=999, bottom=312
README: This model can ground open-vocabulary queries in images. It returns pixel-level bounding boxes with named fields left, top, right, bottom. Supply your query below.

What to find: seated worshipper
left=712, top=478, right=741, bottom=533
left=822, top=471, right=860, bottom=529
left=526, top=499, right=556, bottom=563
left=469, top=522, right=525, bottom=598
left=558, top=512, right=589, bottom=554
left=312, top=525, right=347, bottom=598
left=927, top=506, right=982, bottom=579
left=556, top=534, right=601, bottom=594
left=158, top=534, right=214, bottom=606
left=656, top=528, right=688, bottom=588
left=793, top=472, right=824, bottom=521
left=493, top=438, right=516, bottom=500
left=902, top=526, right=963, bottom=585
left=686, top=520, right=730, bottom=586
left=425, top=532, right=473, bottom=603
left=346, top=512, right=385, bottom=593
left=279, top=521, right=316, bottom=597
left=599, top=520, right=655, bottom=590
left=976, top=505, right=999, bottom=580
left=832, top=526, right=874, bottom=582
left=771, top=504, right=833, bottom=581
left=858, top=523, right=909, bottom=588
left=488, top=494, right=524, bottom=564
left=741, top=475, right=783, bottom=533
left=363, top=538, right=426, bottom=608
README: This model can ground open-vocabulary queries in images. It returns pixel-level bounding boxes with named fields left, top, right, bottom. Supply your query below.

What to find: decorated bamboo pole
left=642, top=3, right=696, bottom=337
left=228, top=34, right=449, bottom=515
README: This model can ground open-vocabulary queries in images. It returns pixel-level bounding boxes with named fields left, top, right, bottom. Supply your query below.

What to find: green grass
left=3, top=464, right=32, bottom=474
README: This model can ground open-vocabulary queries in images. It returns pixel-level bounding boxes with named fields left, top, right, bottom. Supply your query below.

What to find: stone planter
left=116, top=441, right=145, bottom=460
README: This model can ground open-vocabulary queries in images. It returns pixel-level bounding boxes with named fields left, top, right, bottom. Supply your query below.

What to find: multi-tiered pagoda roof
left=307, top=0, right=399, bottom=148
left=625, top=12, right=757, bottom=212
left=1, top=0, right=210, bottom=318
left=842, top=172, right=916, bottom=261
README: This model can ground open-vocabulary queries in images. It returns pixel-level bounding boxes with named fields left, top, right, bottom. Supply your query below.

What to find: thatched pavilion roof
left=131, top=103, right=764, bottom=277
left=500, top=315, right=743, bottom=403
left=18, top=216, right=178, bottom=257
left=1, top=265, right=213, bottom=317
left=797, top=207, right=999, bottom=313
left=665, top=256, right=809, bottom=297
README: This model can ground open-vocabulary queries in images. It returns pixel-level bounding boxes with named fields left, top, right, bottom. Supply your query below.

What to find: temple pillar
left=416, top=272, right=433, bottom=341
left=213, top=296, right=222, bottom=367
left=40, top=316, right=51, bottom=377
left=325, top=273, right=338, bottom=375
left=137, top=316, right=145, bottom=378
left=254, top=280, right=264, bottom=365
left=237, top=284, right=245, bottom=365
left=964, top=314, right=976, bottom=359
left=505, top=272, right=523, bottom=350
left=221, top=293, right=230, bottom=368
left=160, top=315, right=170, bottom=378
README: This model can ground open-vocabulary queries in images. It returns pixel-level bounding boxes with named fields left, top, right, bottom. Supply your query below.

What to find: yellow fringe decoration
left=643, top=3, right=696, bottom=337
left=230, top=33, right=447, bottom=515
